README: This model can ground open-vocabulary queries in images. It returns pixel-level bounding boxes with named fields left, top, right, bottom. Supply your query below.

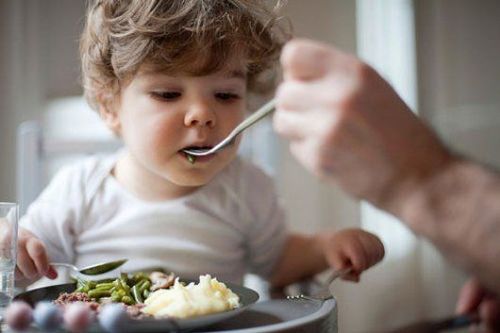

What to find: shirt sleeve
left=242, top=163, right=288, bottom=279
left=19, top=164, right=87, bottom=263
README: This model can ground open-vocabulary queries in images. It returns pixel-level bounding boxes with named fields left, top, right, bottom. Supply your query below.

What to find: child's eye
left=152, top=91, right=182, bottom=101
left=215, top=92, right=240, bottom=101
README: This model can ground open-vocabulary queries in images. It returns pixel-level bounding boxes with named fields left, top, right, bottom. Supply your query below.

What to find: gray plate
left=202, top=298, right=337, bottom=333
left=15, top=281, right=259, bottom=332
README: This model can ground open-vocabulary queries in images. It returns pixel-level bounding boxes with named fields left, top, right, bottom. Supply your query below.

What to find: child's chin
left=172, top=174, right=213, bottom=187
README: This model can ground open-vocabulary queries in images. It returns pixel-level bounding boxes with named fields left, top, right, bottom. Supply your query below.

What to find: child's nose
left=184, top=103, right=216, bottom=128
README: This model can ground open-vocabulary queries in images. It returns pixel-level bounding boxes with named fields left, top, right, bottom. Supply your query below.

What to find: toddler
left=17, top=0, right=384, bottom=289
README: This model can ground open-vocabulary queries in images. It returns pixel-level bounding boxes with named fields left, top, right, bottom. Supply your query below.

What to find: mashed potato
left=142, top=275, right=240, bottom=318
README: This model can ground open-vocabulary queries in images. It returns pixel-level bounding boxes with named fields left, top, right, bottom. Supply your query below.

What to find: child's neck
left=113, top=153, right=199, bottom=201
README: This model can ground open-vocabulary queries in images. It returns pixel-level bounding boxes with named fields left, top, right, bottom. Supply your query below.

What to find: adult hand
left=274, top=39, right=452, bottom=210
left=456, top=278, right=500, bottom=332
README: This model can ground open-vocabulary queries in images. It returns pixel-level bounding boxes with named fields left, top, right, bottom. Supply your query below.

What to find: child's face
left=110, top=61, right=247, bottom=188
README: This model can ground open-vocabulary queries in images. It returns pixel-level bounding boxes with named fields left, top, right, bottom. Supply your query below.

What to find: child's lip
left=179, top=144, right=214, bottom=152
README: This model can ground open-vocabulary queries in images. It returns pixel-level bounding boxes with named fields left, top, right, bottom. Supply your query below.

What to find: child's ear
left=97, top=93, right=121, bottom=135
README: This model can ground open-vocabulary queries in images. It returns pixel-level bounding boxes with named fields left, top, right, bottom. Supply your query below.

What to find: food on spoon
left=142, top=274, right=240, bottom=319
left=186, top=153, right=196, bottom=164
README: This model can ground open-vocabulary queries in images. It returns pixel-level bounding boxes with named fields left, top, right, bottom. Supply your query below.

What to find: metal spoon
left=182, top=98, right=276, bottom=157
left=287, top=268, right=352, bottom=301
left=51, top=259, right=127, bottom=275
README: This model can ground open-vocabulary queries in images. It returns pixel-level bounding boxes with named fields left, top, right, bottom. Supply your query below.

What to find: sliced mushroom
left=149, top=272, right=176, bottom=291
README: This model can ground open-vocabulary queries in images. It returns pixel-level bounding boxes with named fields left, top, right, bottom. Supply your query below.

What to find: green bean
left=120, top=273, right=130, bottom=286
left=121, top=296, right=134, bottom=305
left=111, top=294, right=122, bottom=302
left=119, top=279, right=130, bottom=291
left=133, top=272, right=148, bottom=282
left=131, top=285, right=143, bottom=304
left=88, top=289, right=112, bottom=299
left=74, top=272, right=155, bottom=304
left=134, top=279, right=147, bottom=290
left=95, top=282, right=114, bottom=290
left=138, top=281, right=151, bottom=293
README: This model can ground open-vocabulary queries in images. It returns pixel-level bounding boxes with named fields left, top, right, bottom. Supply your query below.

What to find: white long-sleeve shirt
left=20, top=153, right=287, bottom=284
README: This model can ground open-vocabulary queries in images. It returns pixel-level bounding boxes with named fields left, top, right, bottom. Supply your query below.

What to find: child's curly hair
left=80, top=0, right=288, bottom=110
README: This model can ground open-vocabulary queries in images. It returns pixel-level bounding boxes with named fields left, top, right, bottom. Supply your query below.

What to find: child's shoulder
left=53, top=153, right=116, bottom=184
left=44, top=153, right=117, bottom=199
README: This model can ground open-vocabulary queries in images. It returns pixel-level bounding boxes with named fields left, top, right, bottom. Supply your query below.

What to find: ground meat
left=53, top=292, right=151, bottom=319
left=127, top=303, right=150, bottom=320
left=54, top=292, right=100, bottom=312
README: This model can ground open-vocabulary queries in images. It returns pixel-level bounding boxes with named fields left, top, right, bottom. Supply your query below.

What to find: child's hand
left=321, top=228, right=384, bottom=282
left=16, top=228, right=58, bottom=283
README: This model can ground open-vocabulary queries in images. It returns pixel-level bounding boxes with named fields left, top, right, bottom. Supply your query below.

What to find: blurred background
left=1, top=0, right=500, bottom=331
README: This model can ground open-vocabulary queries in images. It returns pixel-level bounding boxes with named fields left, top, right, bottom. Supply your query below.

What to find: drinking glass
left=0, top=202, right=18, bottom=316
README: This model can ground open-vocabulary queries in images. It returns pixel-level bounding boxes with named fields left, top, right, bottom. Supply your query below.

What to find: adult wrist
left=380, top=153, right=460, bottom=236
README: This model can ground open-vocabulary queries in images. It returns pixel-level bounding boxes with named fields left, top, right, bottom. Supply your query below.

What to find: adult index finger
left=281, top=38, right=344, bottom=81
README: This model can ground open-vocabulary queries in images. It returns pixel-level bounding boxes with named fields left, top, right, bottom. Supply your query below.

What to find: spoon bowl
left=51, top=259, right=127, bottom=276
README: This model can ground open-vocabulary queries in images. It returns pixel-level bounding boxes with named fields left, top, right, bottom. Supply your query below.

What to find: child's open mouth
left=180, top=146, right=215, bottom=164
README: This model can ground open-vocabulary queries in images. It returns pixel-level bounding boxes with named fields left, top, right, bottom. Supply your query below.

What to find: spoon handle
left=211, top=99, right=276, bottom=152
left=50, top=262, right=77, bottom=271
left=232, top=98, right=276, bottom=134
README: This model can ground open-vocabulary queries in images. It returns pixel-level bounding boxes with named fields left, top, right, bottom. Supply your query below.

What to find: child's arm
left=270, top=228, right=384, bottom=288
left=16, top=228, right=58, bottom=286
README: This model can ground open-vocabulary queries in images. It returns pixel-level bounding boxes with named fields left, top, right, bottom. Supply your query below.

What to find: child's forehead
left=138, top=49, right=249, bottom=80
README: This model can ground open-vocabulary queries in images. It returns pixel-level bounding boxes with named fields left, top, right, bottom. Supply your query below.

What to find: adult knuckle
left=336, top=90, right=359, bottom=115
left=353, top=61, right=375, bottom=82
